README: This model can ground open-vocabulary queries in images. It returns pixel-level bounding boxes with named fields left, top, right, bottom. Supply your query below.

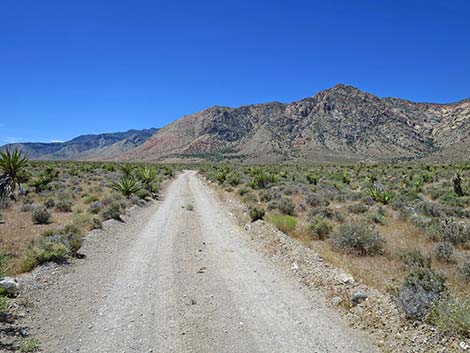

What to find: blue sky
left=0, top=0, right=469, bottom=144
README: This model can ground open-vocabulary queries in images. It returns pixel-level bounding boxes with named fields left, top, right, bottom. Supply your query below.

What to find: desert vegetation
left=201, top=162, right=470, bottom=336
left=0, top=149, right=174, bottom=275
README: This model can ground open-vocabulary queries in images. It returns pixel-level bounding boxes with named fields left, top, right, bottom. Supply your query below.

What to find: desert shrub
left=226, top=172, right=241, bottom=186
left=248, top=171, right=279, bottom=189
left=440, top=219, right=469, bottom=246
left=90, top=216, right=102, bottom=230
left=305, top=172, right=318, bottom=185
left=367, top=212, right=387, bottom=225
left=278, top=197, right=295, bottom=215
left=422, top=221, right=445, bottom=241
left=249, top=207, right=265, bottom=222
left=396, top=267, right=447, bottom=320
left=32, top=206, right=51, bottom=224
left=44, top=198, right=55, bottom=209
left=23, top=237, right=68, bottom=271
left=432, top=242, right=454, bottom=263
left=269, top=214, right=297, bottom=234
left=307, top=206, right=343, bottom=222
left=20, top=200, right=34, bottom=212
left=83, top=194, right=99, bottom=204
left=88, top=201, right=103, bottom=214
left=260, top=190, right=274, bottom=202
left=55, top=199, right=73, bottom=213
left=458, top=257, right=470, bottom=283
left=347, top=203, right=368, bottom=214
left=331, top=221, right=385, bottom=256
left=304, top=193, right=326, bottom=207
left=18, top=338, right=40, bottom=352
left=308, top=216, right=333, bottom=240
left=428, top=296, right=470, bottom=337
left=238, top=187, right=250, bottom=196
left=242, top=192, right=258, bottom=203
left=101, top=202, right=122, bottom=221
left=400, top=249, right=431, bottom=270
left=417, top=201, right=445, bottom=218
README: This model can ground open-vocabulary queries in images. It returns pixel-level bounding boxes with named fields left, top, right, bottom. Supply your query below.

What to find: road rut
left=21, top=171, right=377, bottom=353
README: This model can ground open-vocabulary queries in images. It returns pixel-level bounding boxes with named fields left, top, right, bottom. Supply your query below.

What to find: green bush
left=83, top=194, right=99, bottom=204
left=55, top=199, right=73, bottom=212
left=440, top=219, right=469, bottom=247
left=32, top=206, right=51, bottom=224
left=347, top=203, right=368, bottom=214
left=331, top=221, right=385, bottom=256
left=23, top=238, right=68, bottom=271
left=248, top=171, right=279, bottom=189
left=226, top=172, right=241, bottom=186
left=277, top=197, right=295, bottom=215
left=249, top=207, right=265, bottom=222
left=458, top=257, right=470, bottom=283
left=44, top=198, right=55, bottom=209
left=400, top=249, right=431, bottom=270
left=269, top=214, right=297, bottom=234
left=101, top=202, right=122, bottom=221
left=367, top=212, right=387, bottom=224
left=397, top=267, right=446, bottom=320
left=22, top=225, right=83, bottom=271
left=428, top=296, right=470, bottom=337
left=308, top=216, right=333, bottom=240
left=433, top=242, right=454, bottom=263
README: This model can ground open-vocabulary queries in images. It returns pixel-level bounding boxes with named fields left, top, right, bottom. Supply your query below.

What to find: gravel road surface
left=21, top=171, right=377, bottom=353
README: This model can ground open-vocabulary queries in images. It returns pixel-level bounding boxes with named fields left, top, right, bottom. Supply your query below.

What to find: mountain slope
left=125, top=85, right=469, bottom=163
left=1, top=129, right=158, bottom=161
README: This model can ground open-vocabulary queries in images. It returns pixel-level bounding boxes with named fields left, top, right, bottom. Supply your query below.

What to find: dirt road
left=21, top=171, right=377, bottom=353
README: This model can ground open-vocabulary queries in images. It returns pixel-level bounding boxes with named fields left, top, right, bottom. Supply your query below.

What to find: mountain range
left=2, top=85, right=468, bottom=163
left=125, top=84, right=469, bottom=163
left=0, top=129, right=158, bottom=161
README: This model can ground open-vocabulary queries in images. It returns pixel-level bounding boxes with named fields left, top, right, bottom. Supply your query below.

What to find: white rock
left=337, top=273, right=354, bottom=284
left=460, top=341, right=469, bottom=351
left=0, top=277, right=20, bottom=295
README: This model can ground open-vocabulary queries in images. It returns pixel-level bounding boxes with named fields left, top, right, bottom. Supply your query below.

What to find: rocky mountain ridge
left=125, top=85, right=469, bottom=163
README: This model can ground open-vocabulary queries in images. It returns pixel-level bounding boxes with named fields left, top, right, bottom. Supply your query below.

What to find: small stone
left=350, top=290, right=368, bottom=306
left=337, top=273, right=354, bottom=285
left=331, top=296, right=342, bottom=306
left=0, top=277, right=20, bottom=296
left=291, top=262, right=299, bottom=270
left=460, top=341, right=469, bottom=351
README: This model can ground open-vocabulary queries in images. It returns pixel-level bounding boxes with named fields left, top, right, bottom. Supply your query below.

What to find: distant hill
left=1, top=128, right=158, bottom=161
left=123, top=85, right=469, bottom=163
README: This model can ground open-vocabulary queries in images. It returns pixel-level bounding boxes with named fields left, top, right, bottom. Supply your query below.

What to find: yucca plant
left=112, top=176, right=142, bottom=197
left=366, top=185, right=394, bottom=204
left=120, top=163, right=134, bottom=178
left=138, top=166, right=160, bottom=195
left=138, top=166, right=157, bottom=185
left=0, top=148, right=29, bottom=200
